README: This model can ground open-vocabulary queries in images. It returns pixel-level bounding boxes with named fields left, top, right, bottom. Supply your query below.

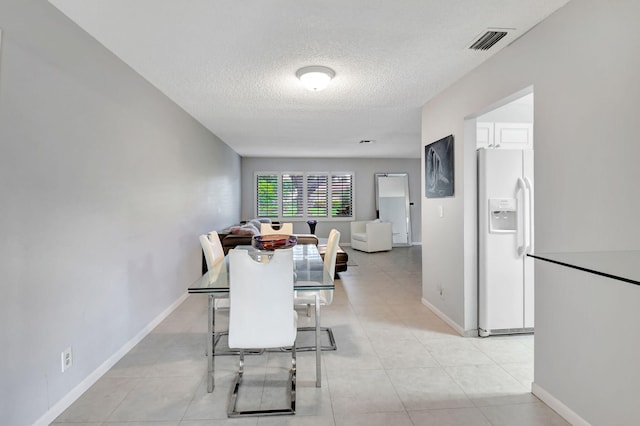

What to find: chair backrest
left=228, top=249, right=296, bottom=349
left=200, top=231, right=225, bottom=270
left=324, top=229, right=341, bottom=277
left=200, top=234, right=219, bottom=271
left=207, top=231, right=225, bottom=261
left=260, top=222, right=293, bottom=235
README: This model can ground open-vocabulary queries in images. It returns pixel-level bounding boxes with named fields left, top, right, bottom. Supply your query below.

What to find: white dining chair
left=293, top=229, right=340, bottom=385
left=204, top=231, right=228, bottom=306
left=201, top=231, right=251, bottom=356
left=260, top=222, right=293, bottom=235
left=227, top=248, right=297, bottom=417
left=201, top=232, right=228, bottom=307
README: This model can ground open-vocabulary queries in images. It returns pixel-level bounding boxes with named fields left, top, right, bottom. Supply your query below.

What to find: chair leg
left=292, top=303, right=337, bottom=352
left=227, top=345, right=296, bottom=418
left=291, top=342, right=297, bottom=412
left=315, top=294, right=321, bottom=388
left=291, top=327, right=337, bottom=352
left=207, top=330, right=264, bottom=356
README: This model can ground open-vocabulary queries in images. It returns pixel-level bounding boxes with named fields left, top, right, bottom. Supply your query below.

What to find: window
left=306, top=174, right=328, bottom=217
left=255, top=172, right=353, bottom=220
left=256, top=174, right=279, bottom=217
left=282, top=173, right=304, bottom=217
left=331, top=173, right=353, bottom=217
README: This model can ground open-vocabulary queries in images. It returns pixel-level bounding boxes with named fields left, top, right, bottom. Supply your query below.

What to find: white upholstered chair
left=200, top=231, right=236, bottom=355
left=260, top=222, right=293, bottom=235
left=350, top=220, right=393, bottom=252
left=294, top=229, right=340, bottom=385
left=200, top=232, right=227, bottom=309
left=227, top=248, right=297, bottom=417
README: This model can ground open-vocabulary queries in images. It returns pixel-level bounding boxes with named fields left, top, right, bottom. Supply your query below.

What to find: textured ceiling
left=50, top=0, right=570, bottom=159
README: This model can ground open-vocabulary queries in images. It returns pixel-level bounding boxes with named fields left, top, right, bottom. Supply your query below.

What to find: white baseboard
left=33, top=292, right=189, bottom=426
left=421, top=297, right=477, bottom=337
left=532, top=382, right=590, bottom=426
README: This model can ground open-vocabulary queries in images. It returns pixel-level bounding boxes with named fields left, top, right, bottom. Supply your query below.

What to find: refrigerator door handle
left=516, top=177, right=527, bottom=256
left=524, top=177, right=534, bottom=254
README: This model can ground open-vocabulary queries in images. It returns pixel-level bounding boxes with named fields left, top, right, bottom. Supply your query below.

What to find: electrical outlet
left=61, top=347, right=73, bottom=372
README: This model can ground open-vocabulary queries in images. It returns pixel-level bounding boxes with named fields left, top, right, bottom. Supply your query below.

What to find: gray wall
left=420, top=0, right=640, bottom=423
left=241, top=157, right=422, bottom=243
left=0, top=2, right=241, bottom=425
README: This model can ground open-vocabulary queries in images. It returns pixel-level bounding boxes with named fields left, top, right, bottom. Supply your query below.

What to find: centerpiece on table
left=252, top=234, right=297, bottom=251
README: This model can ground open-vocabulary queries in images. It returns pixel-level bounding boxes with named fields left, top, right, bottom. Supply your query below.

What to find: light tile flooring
left=53, top=246, right=569, bottom=426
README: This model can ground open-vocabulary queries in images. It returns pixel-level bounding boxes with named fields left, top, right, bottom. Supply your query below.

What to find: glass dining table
left=188, top=244, right=334, bottom=392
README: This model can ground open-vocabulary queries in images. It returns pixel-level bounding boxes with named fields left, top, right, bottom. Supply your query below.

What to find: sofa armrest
left=350, top=220, right=368, bottom=234
left=366, top=221, right=393, bottom=249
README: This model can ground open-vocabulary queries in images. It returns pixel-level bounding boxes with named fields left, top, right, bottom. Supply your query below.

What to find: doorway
left=464, top=87, right=535, bottom=336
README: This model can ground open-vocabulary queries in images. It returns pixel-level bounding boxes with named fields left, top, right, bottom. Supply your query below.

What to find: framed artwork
left=425, top=134, right=454, bottom=198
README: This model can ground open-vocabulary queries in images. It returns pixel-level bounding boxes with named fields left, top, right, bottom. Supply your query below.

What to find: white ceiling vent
left=469, top=30, right=509, bottom=51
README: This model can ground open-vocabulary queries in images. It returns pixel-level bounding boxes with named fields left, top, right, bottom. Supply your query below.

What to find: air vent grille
left=469, top=31, right=508, bottom=51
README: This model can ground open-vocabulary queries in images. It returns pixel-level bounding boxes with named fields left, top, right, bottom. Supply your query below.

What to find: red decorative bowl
left=252, top=234, right=297, bottom=251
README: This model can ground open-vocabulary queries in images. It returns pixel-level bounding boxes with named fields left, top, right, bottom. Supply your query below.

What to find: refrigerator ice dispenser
left=489, top=198, right=516, bottom=233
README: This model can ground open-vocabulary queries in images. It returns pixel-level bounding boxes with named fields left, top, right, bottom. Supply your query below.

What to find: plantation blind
left=282, top=173, right=304, bottom=217
left=306, top=174, right=328, bottom=217
left=256, top=174, right=279, bottom=217
left=331, top=173, right=353, bottom=217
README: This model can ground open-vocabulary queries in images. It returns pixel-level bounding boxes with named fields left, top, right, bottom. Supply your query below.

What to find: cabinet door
left=494, top=122, right=533, bottom=149
left=476, top=122, right=494, bottom=149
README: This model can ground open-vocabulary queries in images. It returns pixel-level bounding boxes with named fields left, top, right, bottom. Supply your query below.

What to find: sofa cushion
left=351, top=232, right=367, bottom=242
left=229, top=223, right=259, bottom=235
left=248, top=219, right=263, bottom=229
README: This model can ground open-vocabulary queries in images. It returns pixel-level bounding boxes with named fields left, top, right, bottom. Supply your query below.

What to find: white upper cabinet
left=477, top=122, right=494, bottom=149
left=494, top=122, right=533, bottom=149
left=477, top=122, right=533, bottom=149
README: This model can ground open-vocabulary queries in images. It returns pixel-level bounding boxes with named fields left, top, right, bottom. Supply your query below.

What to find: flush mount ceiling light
left=296, top=66, right=335, bottom=91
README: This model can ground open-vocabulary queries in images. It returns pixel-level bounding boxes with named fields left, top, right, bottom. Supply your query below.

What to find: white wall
left=477, top=93, right=533, bottom=123
left=241, top=157, right=422, bottom=243
left=534, top=260, right=640, bottom=425
left=0, top=2, right=241, bottom=425
left=421, top=0, right=640, bottom=423
left=422, top=0, right=640, bottom=330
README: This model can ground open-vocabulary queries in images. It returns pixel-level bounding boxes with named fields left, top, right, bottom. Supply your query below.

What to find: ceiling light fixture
left=296, top=66, right=335, bottom=91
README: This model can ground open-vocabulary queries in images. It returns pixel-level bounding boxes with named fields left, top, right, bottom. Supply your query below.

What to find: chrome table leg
left=207, top=294, right=215, bottom=392
left=315, top=294, right=321, bottom=387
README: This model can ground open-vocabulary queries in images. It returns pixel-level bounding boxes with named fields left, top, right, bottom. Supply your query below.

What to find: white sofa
left=350, top=220, right=393, bottom=253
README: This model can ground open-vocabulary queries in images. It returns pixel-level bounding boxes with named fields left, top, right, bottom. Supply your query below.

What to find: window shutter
left=306, top=174, right=328, bottom=217
left=282, top=173, right=304, bottom=217
left=331, top=174, right=353, bottom=217
left=256, top=174, right=279, bottom=217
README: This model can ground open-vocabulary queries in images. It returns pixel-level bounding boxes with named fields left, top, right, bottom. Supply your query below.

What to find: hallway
left=53, top=246, right=567, bottom=425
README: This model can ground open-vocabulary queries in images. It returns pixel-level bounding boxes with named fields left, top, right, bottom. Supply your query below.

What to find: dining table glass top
left=188, top=244, right=334, bottom=293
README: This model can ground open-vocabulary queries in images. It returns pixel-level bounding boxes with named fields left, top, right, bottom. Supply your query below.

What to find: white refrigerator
left=478, top=148, right=534, bottom=337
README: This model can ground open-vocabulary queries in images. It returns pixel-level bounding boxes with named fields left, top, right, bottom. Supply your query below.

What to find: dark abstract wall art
left=425, top=134, right=454, bottom=198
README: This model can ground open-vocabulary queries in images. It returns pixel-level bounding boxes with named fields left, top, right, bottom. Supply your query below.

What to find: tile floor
left=53, top=246, right=569, bottom=426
